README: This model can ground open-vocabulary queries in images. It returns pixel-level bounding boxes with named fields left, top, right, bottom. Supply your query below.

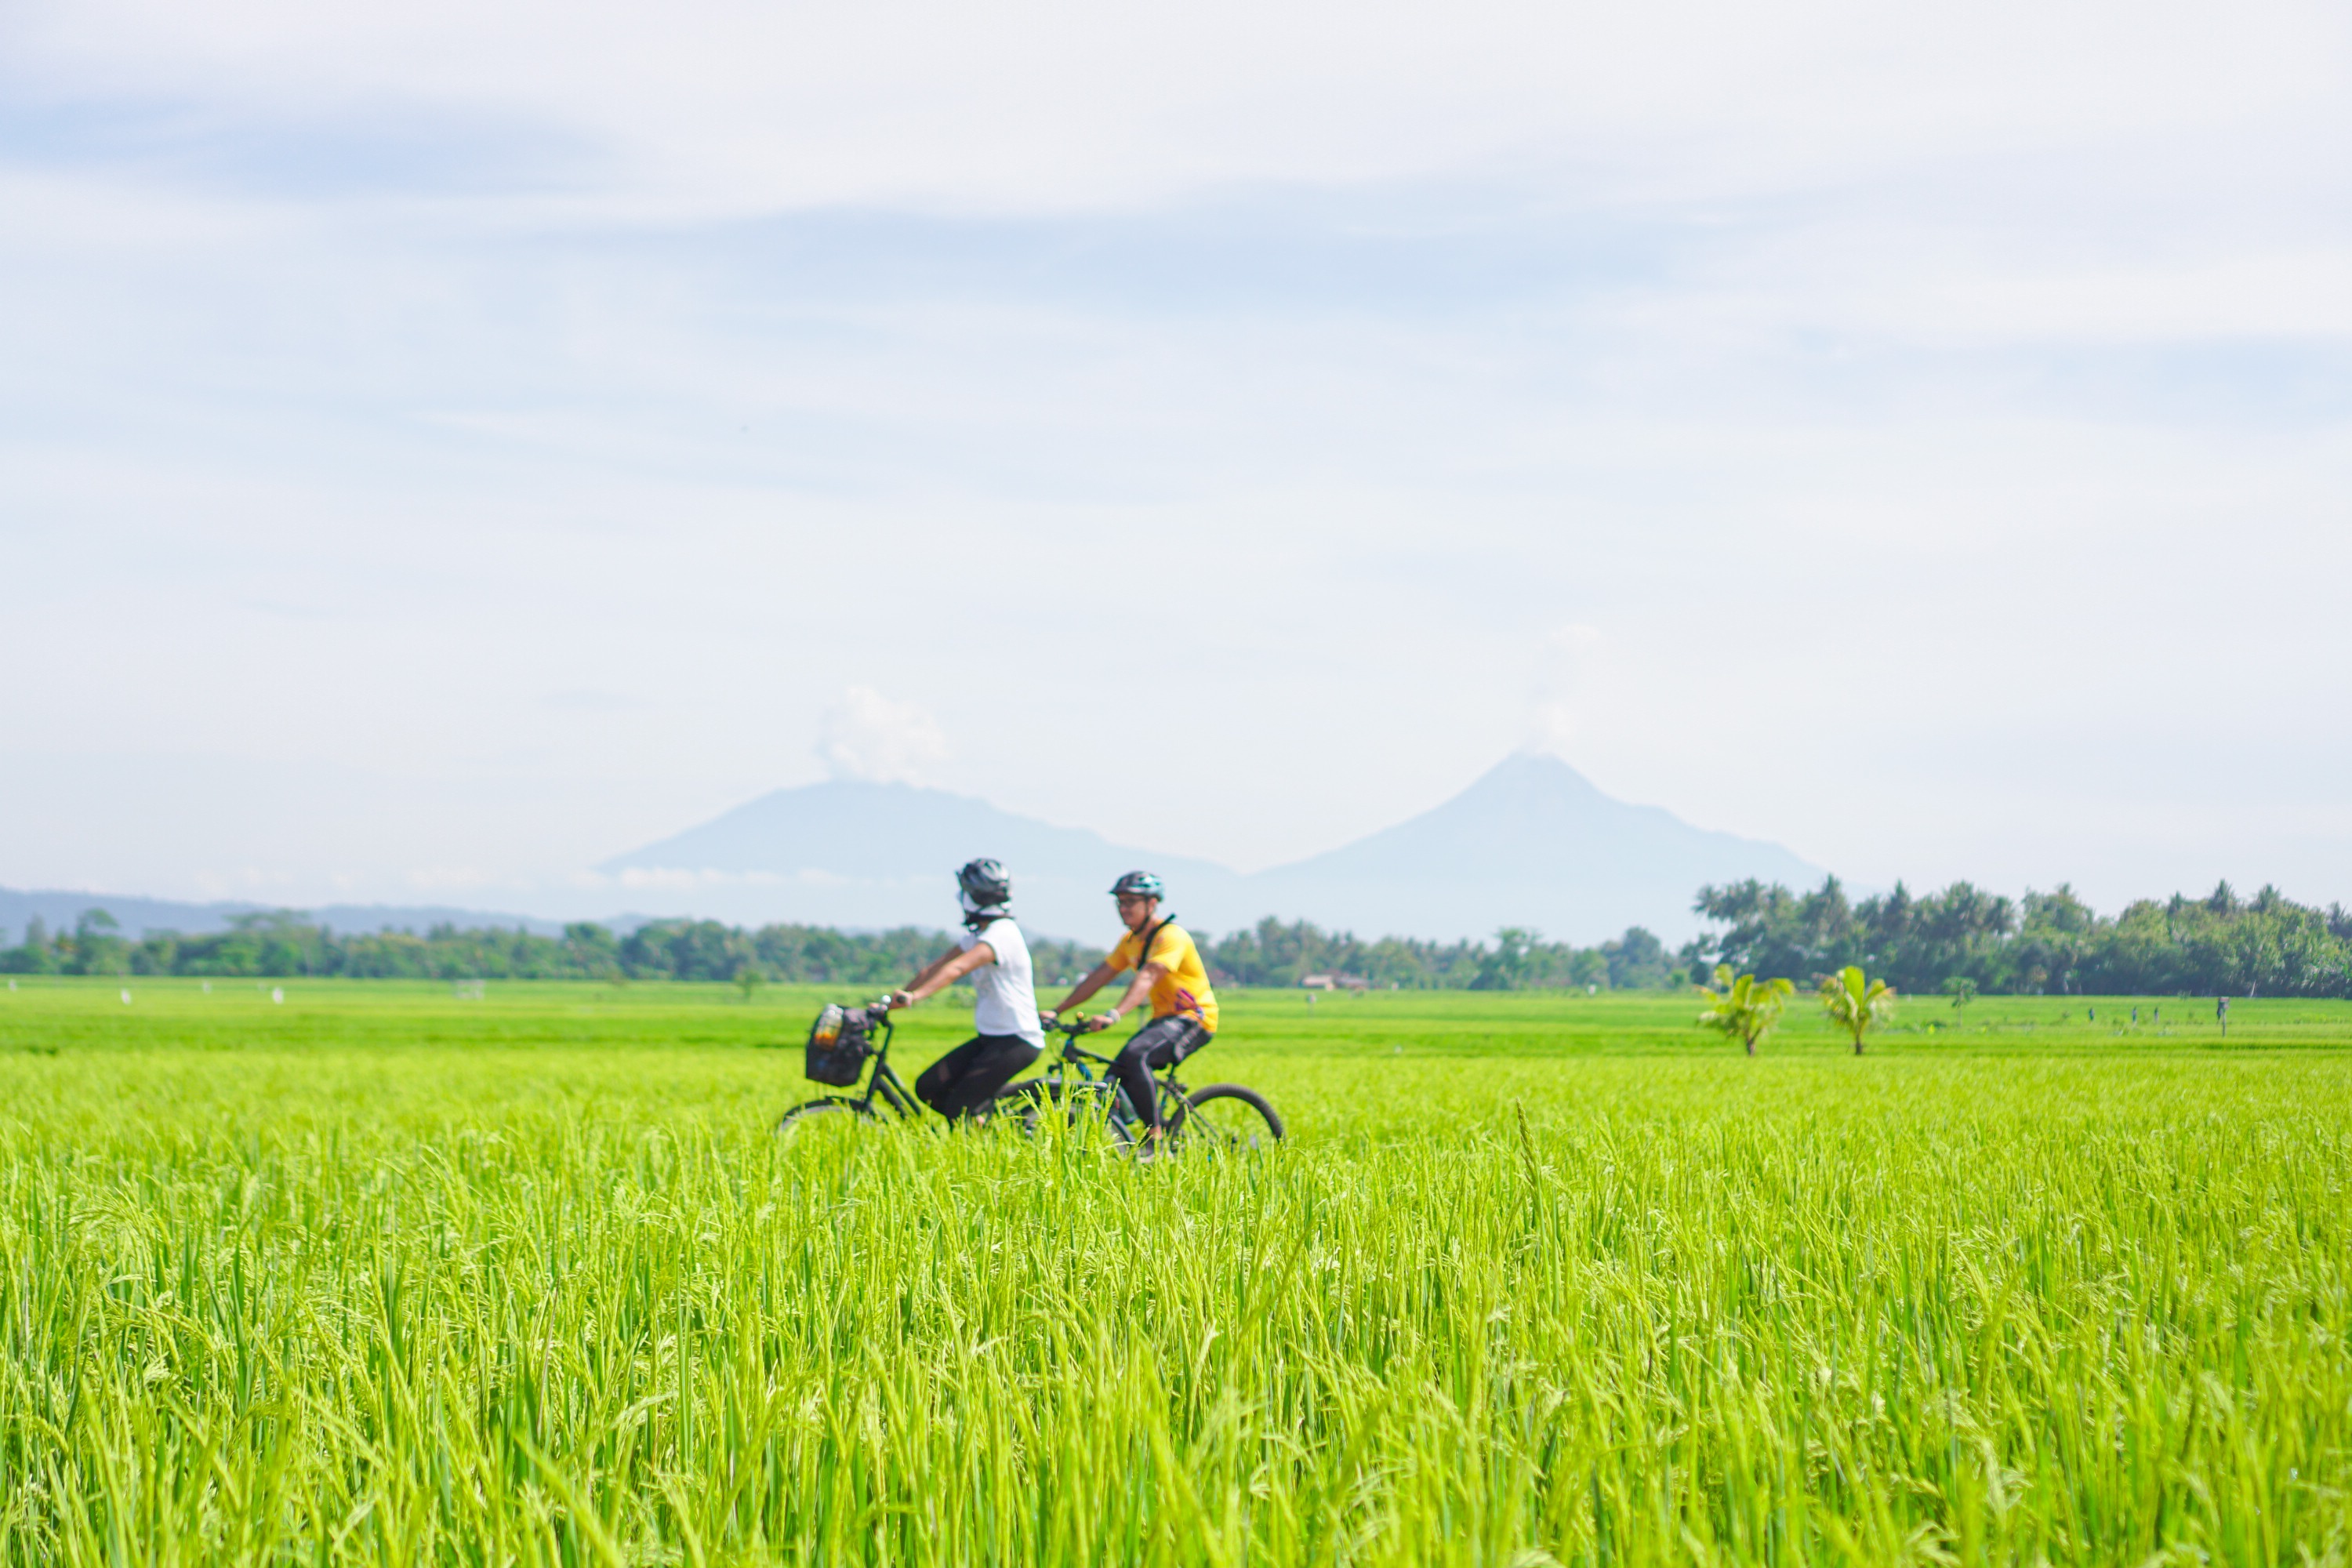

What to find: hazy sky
left=5, top=0, right=2349, bottom=920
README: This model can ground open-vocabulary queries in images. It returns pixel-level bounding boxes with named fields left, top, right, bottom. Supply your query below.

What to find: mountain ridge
left=1243, top=753, right=1820, bottom=941
left=0, top=889, right=571, bottom=942
left=600, top=753, right=1822, bottom=942
left=597, top=777, right=1250, bottom=938
left=3, top=757, right=1827, bottom=947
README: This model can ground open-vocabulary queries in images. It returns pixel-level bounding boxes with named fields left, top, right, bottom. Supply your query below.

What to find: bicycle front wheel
left=1170, top=1083, right=1284, bottom=1152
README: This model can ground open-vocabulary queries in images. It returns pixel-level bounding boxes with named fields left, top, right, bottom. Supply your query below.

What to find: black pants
left=1110, top=1016, right=1213, bottom=1132
left=916, top=1033, right=1041, bottom=1121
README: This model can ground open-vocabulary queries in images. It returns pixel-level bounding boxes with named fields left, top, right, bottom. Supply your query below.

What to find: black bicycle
left=771, top=1000, right=923, bottom=1140
left=772, top=1005, right=1284, bottom=1156
left=989, top=1015, right=1284, bottom=1154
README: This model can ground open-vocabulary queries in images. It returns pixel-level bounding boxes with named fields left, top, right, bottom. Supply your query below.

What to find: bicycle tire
left=773, top=1097, right=879, bottom=1140
left=1170, top=1083, right=1284, bottom=1152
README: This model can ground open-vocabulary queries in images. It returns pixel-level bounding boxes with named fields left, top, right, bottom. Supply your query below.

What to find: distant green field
left=2, top=979, right=2348, bottom=1563
left=6, top=975, right=2336, bottom=1058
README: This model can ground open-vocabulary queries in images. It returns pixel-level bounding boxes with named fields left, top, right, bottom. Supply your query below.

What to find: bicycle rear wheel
left=1169, top=1083, right=1284, bottom=1153
left=773, top=1096, right=880, bottom=1151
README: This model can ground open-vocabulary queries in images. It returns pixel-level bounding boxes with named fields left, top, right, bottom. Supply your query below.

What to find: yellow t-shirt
left=1108, top=921, right=1219, bottom=1033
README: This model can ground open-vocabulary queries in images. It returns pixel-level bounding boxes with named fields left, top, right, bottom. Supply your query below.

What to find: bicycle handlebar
left=1036, top=1013, right=1116, bottom=1062
left=1042, top=1011, right=1120, bottom=1035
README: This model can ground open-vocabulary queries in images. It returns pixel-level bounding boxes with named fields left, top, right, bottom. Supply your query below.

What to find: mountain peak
left=1476, top=751, right=1610, bottom=801
left=598, top=775, right=1242, bottom=938
left=1243, top=754, right=1821, bottom=941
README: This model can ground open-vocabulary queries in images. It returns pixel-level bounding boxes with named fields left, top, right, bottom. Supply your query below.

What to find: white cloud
left=1526, top=625, right=1604, bottom=757
left=404, top=866, right=499, bottom=891
left=9, top=0, right=2343, bottom=215
left=817, top=687, right=950, bottom=785
left=2, top=0, right=2350, bottom=913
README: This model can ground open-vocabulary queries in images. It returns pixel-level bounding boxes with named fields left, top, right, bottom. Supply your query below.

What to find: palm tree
left=1820, top=966, right=1896, bottom=1054
left=1697, top=964, right=1795, bottom=1055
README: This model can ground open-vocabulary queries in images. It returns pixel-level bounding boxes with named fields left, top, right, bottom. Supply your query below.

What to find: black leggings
left=916, top=1033, right=1041, bottom=1120
left=1110, top=1016, right=1213, bottom=1132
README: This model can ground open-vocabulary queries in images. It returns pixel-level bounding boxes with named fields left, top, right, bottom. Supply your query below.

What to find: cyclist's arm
left=891, top=942, right=994, bottom=1007
left=1098, top=962, right=1169, bottom=1025
left=1047, top=960, right=1123, bottom=1016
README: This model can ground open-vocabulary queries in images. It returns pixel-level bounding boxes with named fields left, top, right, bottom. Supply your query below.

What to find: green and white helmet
left=957, top=858, right=1011, bottom=910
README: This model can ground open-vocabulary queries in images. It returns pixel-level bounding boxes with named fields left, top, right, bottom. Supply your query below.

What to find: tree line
left=0, top=907, right=1681, bottom=990
left=1693, top=877, right=2352, bottom=998
left=1197, top=919, right=1679, bottom=990
left=0, top=912, right=1109, bottom=988
left=5, top=875, right=2347, bottom=995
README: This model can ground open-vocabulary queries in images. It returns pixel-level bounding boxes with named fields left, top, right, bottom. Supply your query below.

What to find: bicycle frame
left=788, top=1016, right=1203, bottom=1138
left=1014, top=1026, right=1189, bottom=1136
left=1036, top=1036, right=1112, bottom=1093
left=839, top=1016, right=925, bottom=1120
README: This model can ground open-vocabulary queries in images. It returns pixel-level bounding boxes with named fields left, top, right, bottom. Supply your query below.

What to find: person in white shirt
left=882, top=858, right=1045, bottom=1120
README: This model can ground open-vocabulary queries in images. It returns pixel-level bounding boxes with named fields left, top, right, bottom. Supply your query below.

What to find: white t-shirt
left=960, top=916, right=1044, bottom=1048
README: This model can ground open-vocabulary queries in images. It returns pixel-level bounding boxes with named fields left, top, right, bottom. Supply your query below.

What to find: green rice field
left=2, top=978, right=2348, bottom=1565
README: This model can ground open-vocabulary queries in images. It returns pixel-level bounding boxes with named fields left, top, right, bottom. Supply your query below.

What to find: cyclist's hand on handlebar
left=1083, top=1011, right=1119, bottom=1033
left=1037, top=1008, right=1060, bottom=1030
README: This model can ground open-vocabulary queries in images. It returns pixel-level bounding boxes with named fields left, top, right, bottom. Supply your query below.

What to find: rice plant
left=0, top=981, right=2347, bottom=1563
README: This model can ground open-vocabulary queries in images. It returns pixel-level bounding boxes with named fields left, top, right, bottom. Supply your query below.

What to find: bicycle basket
left=804, top=1004, right=873, bottom=1087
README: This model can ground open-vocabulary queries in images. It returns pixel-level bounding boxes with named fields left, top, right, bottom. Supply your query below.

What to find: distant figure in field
left=880, top=859, right=1044, bottom=1120
left=1043, top=871, right=1220, bottom=1149
left=2217, top=996, right=2229, bottom=1037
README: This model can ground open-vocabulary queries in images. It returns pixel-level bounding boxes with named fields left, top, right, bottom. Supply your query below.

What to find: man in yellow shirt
left=1042, top=871, right=1219, bottom=1141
